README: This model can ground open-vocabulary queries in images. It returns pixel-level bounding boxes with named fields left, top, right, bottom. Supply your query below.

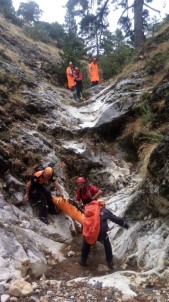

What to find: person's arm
left=67, top=67, right=74, bottom=77
left=104, top=208, right=129, bottom=229
left=23, top=180, right=31, bottom=203
left=88, top=64, right=92, bottom=76
left=75, top=73, right=83, bottom=81
left=92, top=189, right=102, bottom=200
left=74, top=190, right=83, bottom=206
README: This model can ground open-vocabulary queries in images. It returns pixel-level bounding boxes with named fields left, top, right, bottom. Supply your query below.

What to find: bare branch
left=143, top=3, right=160, bottom=14
left=96, top=0, right=110, bottom=20
left=118, top=4, right=134, bottom=21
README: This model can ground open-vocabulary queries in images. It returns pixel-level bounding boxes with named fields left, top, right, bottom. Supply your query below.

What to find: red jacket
left=76, top=185, right=100, bottom=205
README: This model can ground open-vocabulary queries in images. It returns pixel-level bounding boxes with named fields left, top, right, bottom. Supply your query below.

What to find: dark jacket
left=99, top=208, right=128, bottom=241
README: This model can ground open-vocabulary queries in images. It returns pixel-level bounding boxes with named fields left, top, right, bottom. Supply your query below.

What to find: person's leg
left=70, top=86, right=77, bottom=100
left=79, top=86, right=83, bottom=100
left=76, top=87, right=80, bottom=100
left=103, top=236, right=114, bottom=268
left=40, top=186, right=59, bottom=215
left=29, top=188, right=48, bottom=224
left=91, top=81, right=98, bottom=87
left=80, top=237, right=91, bottom=266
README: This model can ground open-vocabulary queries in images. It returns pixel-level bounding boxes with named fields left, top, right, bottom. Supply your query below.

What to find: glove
left=98, top=200, right=105, bottom=207
left=123, top=222, right=129, bottom=230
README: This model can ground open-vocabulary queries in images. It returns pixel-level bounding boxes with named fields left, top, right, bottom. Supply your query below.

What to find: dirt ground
left=46, top=234, right=119, bottom=281
left=17, top=234, right=169, bottom=302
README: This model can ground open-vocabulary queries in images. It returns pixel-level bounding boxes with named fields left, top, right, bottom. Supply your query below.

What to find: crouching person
left=79, top=200, right=129, bottom=269
left=23, top=166, right=63, bottom=225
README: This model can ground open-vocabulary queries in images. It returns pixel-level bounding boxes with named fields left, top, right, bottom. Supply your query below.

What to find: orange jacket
left=66, top=66, right=75, bottom=88
left=33, top=170, right=45, bottom=184
left=83, top=200, right=101, bottom=244
left=32, top=170, right=54, bottom=185
left=88, top=62, right=99, bottom=82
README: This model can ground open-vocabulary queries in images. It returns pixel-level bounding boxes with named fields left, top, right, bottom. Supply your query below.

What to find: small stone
left=1, top=294, right=10, bottom=302
left=34, top=288, right=41, bottom=293
left=32, top=282, right=38, bottom=290
left=10, top=298, right=18, bottom=302
left=67, top=251, right=75, bottom=257
left=39, top=297, right=49, bottom=302
left=28, top=296, right=39, bottom=302
left=0, top=284, right=6, bottom=295
left=10, top=297, right=18, bottom=302
left=79, top=295, right=85, bottom=301
left=97, top=264, right=108, bottom=272
left=136, top=295, right=147, bottom=301
left=46, top=290, right=53, bottom=296
left=122, top=294, right=133, bottom=301
left=9, top=279, right=33, bottom=297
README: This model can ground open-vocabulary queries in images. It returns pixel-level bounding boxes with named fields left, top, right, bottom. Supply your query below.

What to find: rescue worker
left=79, top=200, right=129, bottom=268
left=74, top=67, right=83, bottom=100
left=66, top=62, right=77, bottom=100
left=23, top=167, right=63, bottom=225
left=75, top=177, right=102, bottom=208
left=88, top=57, right=99, bottom=87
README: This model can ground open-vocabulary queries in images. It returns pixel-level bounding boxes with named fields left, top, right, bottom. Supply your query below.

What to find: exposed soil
left=46, top=234, right=118, bottom=280
left=17, top=234, right=169, bottom=302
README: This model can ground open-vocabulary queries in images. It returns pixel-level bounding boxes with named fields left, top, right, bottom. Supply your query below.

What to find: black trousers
left=75, top=82, right=83, bottom=99
left=29, top=185, right=56, bottom=219
left=81, top=236, right=113, bottom=264
left=69, top=86, right=77, bottom=100
left=91, top=81, right=99, bottom=87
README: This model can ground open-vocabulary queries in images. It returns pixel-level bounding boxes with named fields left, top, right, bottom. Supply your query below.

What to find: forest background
left=1, top=0, right=169, bottom=88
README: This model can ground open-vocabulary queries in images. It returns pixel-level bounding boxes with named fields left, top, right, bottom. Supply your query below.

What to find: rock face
left=0, top=13, right=169, bottom=300
left=0, top=199, right=70, bottom=282
left=147, top=137, right=169, bottom=215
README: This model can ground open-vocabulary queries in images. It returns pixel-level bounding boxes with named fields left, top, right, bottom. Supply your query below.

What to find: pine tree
left=17, top=1, right=43, bottom=23
left=0, top=0, right=15, bottom=19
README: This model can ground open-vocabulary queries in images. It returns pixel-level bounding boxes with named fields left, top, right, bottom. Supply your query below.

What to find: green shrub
left=24, top=26, right=50, bottom=43
left=132, top=92, right=153, bottom=126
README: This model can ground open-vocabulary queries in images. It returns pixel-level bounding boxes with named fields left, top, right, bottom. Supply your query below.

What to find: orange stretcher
left=52, top=196, right=85, bottom=225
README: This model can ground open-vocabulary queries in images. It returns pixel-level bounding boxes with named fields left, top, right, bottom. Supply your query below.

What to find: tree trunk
left=134, top=0, right=144, bottom=48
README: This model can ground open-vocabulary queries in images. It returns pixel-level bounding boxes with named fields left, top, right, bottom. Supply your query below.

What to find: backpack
left=83, top=200, right=102, bottom=244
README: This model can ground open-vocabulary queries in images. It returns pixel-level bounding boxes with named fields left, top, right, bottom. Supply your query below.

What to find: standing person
left=75, top=177, right=102, bottom=208
left=88, top=57, right=99, bottom=87
left=66, top=62, right=77, bottom=100
left=23, top=167, right=64, bottom=225
left=79, top=200, right=129, bottom=268
left=74, top=67, right=83, bottom=100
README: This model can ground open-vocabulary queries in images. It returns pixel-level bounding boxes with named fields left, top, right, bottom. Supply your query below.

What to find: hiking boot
left=79, top=260, right=87, bottom=267
left=107, top=261, right=114, bottom=269
left=40, top=217, right=49, bottom=225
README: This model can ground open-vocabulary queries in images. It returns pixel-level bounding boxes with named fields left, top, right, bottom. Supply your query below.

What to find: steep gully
left=1, top=74, right=169, bottom=302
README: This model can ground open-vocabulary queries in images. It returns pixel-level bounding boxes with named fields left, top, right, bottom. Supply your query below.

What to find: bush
left=23, top=25, right=50, bottom=43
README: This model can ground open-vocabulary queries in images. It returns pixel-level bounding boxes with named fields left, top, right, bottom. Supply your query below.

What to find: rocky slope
left=0, top=15, right=169, bottom=302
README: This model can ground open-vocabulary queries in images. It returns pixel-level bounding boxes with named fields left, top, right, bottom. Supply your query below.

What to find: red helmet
left=76, top=177, right=86, bottom=184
